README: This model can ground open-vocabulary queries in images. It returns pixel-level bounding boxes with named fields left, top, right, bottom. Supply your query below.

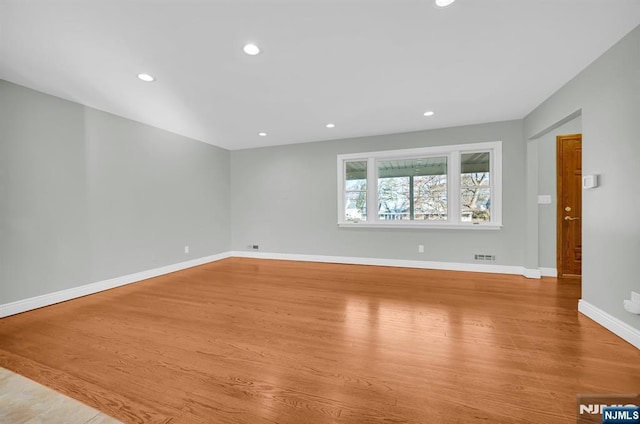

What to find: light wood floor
left=1, top=258, right=638, bottom=423
left=0, top=367, right=122, bottom=424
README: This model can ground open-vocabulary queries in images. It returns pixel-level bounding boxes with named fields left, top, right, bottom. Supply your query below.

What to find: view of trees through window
left=342, top=147, right=494, bottom=225
left=461, top=152, right=491, bottom=222
left=377, top=157, right=447, bottom=221
left=345, top=161, right=367, bottom=221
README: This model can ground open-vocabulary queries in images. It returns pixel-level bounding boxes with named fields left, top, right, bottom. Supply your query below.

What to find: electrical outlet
left=632, top=291, right=640, bottom=304
left=251, top=245, right=259, bottom=250
left=418, top=245, right=424, bottom=253
left=184, top=245, right=189, bottom=254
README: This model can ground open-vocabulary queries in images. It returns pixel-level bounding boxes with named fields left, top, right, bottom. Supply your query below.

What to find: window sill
left=338, top=222, right=502, bottom=230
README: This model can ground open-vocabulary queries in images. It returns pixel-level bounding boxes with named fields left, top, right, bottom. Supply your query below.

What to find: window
left=377, top=157, right=448, bottom=221
left=344, top=160, right=367, bottom=220
left=461, top=152, right=492, bottom=223
left=337, top=141, right=502, bottom=229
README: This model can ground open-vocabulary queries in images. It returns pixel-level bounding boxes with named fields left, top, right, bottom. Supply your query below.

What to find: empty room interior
left=1, top=1, right=640, bottom=423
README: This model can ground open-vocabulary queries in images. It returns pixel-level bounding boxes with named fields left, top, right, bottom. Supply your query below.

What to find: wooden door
left=557, top=134, right=582, bottom=277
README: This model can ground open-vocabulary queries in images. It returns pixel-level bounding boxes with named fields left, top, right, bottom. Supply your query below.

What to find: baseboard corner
left=523, top=268, right=542, bottom=279
left=539, top=267, right=558, bottom=277
left=578, top=299, right=640, bottom=350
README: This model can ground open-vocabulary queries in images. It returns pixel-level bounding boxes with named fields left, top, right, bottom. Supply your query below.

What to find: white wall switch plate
left=631, top=291, right=640, bottom=304
left=537, top=195, right=552, bottom=204
left=624, top=299, right=640, bottom=314
left=582, top=174, right=599, bottom=189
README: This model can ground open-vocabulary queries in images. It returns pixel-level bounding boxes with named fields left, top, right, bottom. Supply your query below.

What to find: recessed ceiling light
left=137, top=73, right=155, bottom=82
left=423, top=111, right=435, bottom=116
left=434, top=0, right=455, bottom=7
left=258, top=132, right=267, bottom=136
left=326, top=123, right=335, bottom=128
left=243, top=43, right=261, bottom=56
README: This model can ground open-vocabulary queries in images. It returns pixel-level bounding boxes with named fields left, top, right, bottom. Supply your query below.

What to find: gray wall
left=0, top=81, right=231, bottom=304
left=536, top=116, right=582, bottom=269
left=524, top=26, right=640, bottom=330
left=231, top=120, right=526, bottom=266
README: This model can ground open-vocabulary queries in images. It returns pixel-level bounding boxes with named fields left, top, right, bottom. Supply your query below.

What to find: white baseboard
left=578, top=300, right=640, bottom=350
left=0, top=250, right=548, bottom=319
left=231, top=251, right=541, bottom=279
left=539, top=267, right=558, bottom=277
left=523, top=268, right=542, bottom=279
left=0, top=252, right=231, bottom=318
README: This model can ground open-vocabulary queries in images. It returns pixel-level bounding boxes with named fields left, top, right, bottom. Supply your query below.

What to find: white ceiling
left=1, top=1, right=639, bottom=150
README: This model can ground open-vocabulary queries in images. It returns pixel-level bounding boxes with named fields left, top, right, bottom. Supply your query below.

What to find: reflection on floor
left=0, top=367, right=122, bottom=424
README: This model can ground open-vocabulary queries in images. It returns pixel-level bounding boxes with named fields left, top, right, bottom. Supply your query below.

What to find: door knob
left=564, top=216, right=580, bottom=221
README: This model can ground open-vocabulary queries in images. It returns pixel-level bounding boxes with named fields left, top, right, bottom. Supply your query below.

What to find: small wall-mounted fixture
left=624, top=291, right=640, bottom=315
left=582, top=175, right=599, bottom=189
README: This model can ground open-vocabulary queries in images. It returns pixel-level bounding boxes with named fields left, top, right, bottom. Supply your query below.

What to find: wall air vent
left=474, top=254, right=496, bottom=261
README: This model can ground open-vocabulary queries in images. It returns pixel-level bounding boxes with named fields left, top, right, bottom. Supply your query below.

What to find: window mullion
left=409, top=176, right=415, bottom=220
left=338, top=159, right=345, bottom=223
left=367, top=157, right=377, bottom=223
left=491, top=147, right=501, bottom=224
left=449, top=151, right=461, bottom=224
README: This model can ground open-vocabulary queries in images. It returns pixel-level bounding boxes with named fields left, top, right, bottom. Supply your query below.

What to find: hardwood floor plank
left=0, top=351, right=174, bottom=423
left=1, top=258, right=638, bottom=423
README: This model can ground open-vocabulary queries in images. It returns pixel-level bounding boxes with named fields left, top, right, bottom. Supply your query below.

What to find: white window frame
left=337, top=141, right=502, bottom=230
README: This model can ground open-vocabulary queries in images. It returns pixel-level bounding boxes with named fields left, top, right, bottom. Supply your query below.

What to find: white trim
left=338, top=222, right=502, bottom=230
left=539, top=267, right=558, bottom=277
left=336, top=156, right=344, bottom=224
left=366, top=157, right=376, bottom=222
left=523, top=268, right=542, bottom=279
left=0, top=252, right=231, bottom=318
left=0, top=251, right=550, bottom=319
left=338, top=141, right=503, bottom=161
left=578, top=300, right=640, bottom=350
left=491, top=142, right=503, bottom=225
left=230, top=251, right=540, bottom=279
left=449, top=150, right=461, bottom=225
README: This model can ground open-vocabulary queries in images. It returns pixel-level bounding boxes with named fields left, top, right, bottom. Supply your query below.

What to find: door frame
left=556, top=133, right=582, bottom=277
